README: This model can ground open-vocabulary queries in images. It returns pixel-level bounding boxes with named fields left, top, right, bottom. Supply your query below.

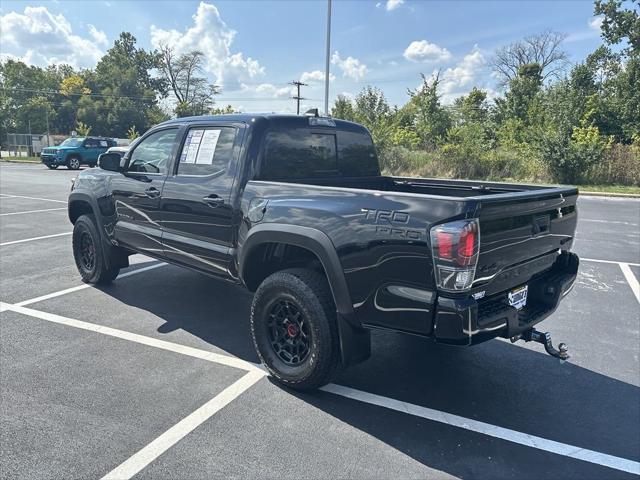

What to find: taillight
left=430, top=219, right=480, bottom=292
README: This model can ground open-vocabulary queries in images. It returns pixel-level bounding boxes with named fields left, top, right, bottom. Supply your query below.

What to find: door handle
left=202, top=194, right=224, bottom=207
left=145, top=187, right=161, bottom=198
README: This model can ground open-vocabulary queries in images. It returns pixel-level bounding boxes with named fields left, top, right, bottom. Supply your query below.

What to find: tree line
left=0, top=32, right=230, bottom=141
left=331, top=0, right=638, bottom=186
left=1, top=0, right=637, bottom=186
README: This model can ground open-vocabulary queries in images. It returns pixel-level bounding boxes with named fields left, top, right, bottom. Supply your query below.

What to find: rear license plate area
left=508, top=285, right=528, bottom=310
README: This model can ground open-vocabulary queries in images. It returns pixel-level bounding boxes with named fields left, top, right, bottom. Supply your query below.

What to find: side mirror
left=99, top=153, right=122, bottom=172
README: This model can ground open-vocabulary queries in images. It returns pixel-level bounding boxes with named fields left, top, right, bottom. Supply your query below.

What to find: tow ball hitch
left=511, top=329, right=569, bottom=362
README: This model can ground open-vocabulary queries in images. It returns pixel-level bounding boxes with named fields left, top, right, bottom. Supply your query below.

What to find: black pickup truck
left=68, top=112, right=579, bottom=389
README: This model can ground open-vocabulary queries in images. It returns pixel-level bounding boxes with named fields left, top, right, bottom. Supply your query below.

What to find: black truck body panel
left=69, top=113, right=579, bottom=364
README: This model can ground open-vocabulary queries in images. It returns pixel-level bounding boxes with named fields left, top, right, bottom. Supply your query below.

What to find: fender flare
left=239, top=223, right=370, bottom=366
left=68, top=191, right=128, bottom=270
left=239, top=223, right=354, bottom=317
left=68, top=191, right=100, bottom=224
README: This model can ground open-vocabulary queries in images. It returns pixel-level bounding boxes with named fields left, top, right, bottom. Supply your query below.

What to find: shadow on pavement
left=98, top=265, right=639, bottom=479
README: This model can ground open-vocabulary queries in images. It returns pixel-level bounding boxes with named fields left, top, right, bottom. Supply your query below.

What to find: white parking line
left=321, top=384, right=640, bottom=475
left=15, top=262, right=168, bottom=307
left=581, top=218, right=639, bottom=226
left=1, top=300, right=638, bottom=475
left=0, top=207, right=67, bottom=216
left=582, top=257, right=640, bottom=267
left=101, top=370, right=264, bottom=480
left=619, top=263, right=640, bottom=304
left=0, top=231, right=72, bottom=246
left=0, top=194, right=68, bottom=204
left=0, top=303, right=262, bottom=373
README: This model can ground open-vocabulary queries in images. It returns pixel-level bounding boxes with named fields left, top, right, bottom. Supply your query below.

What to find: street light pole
left=324, top=0, right=332, bottom=116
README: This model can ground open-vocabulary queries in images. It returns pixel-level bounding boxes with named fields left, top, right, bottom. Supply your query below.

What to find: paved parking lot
left=1, top=162, right=639, bottom=479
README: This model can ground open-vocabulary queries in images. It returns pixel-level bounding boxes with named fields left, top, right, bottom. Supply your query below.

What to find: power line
left=289, top=81, right=308, bottom=115
left=1, top=87, right=319, bottom=103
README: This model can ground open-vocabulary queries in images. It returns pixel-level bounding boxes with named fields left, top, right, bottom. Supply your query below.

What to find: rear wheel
left=67, top=156, right=81, bottom=170
left=46, top=164, right=59, bottom=170
left=251, top=268, right=340, bottom=390
left=72, top=214, right=120, bottom=284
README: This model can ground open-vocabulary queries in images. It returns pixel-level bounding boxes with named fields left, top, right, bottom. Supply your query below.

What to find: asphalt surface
left=1, top=162, right=639, bottom=480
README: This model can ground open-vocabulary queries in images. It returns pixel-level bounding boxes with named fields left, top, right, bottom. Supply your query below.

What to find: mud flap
left=337, top=313, right=371, bottom=367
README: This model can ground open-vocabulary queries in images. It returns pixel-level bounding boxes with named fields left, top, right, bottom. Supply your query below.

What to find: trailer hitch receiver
left=512, top=329, right=569, bottom=362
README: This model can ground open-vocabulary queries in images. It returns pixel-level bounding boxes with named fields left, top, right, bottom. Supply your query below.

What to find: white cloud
left=436, top=45, right=488, bottom=103
left=589, top=16, right=604, bottom=31
left=403, top=40, right=452, bottom=63
left=150, top=2, right=264, bottom=90
left=386, top=0, right=404, bottom=11
left=0, top=6, right=104, bottom=67
left=331, top=51, right=368, bottom=81
left=243, top=83, right=293, bottom=98
left=88, top=24, right=108, bottom=47
left=300, top=70, right=335, bottom=83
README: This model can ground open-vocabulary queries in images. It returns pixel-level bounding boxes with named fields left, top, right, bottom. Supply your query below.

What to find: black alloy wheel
left=267, top=298, right=312, bottom=366
left=78, top=231, right=96, bottom=272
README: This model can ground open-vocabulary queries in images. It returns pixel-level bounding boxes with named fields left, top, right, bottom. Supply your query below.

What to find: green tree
left=407, top=73, right=451, bottom=148
left=352, top=86, right=393, bottom=149
left=158, top=46, right=219, bottom=117
left=91, top=32, right=166, bottom=136
left=495, top=63, right=543, bottom=125
left=211, top=105, right=237, bottom=115
left=76, top=121, right=92, bottom=136
left=594, top=0, right=639, bottom=55
left=453, top=87, right=489, bottom=124
left=127, top=125, right=140, bottom=140
left=331, top=95, right=356, bottom=121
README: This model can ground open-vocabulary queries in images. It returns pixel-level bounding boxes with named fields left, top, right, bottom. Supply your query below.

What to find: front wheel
left=250, top=268, right=340, bottom=390
left=72, top=214, right=120, bottom=284
left=67, top=156, right=81, bottom=170
left=46, top=164, right=59, bottom=170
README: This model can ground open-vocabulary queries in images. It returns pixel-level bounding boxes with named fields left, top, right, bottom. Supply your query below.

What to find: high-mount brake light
left=430, top=219, right=480, bottom=292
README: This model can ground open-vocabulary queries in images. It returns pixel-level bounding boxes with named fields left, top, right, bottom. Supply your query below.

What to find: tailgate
left=474, top=188, right=578, bottom=289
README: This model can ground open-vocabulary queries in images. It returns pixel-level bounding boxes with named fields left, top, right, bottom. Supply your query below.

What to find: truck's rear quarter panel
left=241, top=181, right=472, bottom=336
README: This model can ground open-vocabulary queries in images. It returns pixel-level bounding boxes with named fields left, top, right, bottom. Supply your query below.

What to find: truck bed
left=295, top=175, right=572, bottom=199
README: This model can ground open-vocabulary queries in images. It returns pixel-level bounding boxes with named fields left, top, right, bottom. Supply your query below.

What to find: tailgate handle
left=532, top=215, right=550, bottom=236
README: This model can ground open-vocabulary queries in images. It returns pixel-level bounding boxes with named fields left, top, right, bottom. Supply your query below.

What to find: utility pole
left=290, top=80, right=308, bottom=115
left=45, top=107, right=51, bottom=147
left=324, top=0, right=332, bottom=116
left=28, top=120, right=32, bottom=157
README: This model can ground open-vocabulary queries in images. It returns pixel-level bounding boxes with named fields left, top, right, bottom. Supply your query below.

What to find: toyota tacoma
left=67, top=112, right=579, bottom=390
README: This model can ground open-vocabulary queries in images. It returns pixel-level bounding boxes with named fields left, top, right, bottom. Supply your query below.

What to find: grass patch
left=1, top=156, right=41, bottom=163
left=577, top=184, right=640, bottom=195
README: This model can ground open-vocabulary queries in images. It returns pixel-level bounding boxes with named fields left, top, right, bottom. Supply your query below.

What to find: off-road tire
left=72, top=214, right=120, bottom=284
left=67, top=156, right=81, bottom=170
left=251, top=268, right=340, bottom=390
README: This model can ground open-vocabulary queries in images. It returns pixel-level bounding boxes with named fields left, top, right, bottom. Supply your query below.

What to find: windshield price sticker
left=180, top=129, right=221, bottom=165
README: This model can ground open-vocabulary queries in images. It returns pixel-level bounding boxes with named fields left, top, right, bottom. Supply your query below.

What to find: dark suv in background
left=41, top=136, right=116, bottom=170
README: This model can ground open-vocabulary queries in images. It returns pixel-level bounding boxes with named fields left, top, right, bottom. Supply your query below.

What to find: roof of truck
left=157, top=113, right=367, bottom=131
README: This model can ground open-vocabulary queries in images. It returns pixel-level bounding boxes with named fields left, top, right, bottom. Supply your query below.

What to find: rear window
left=260, top=126, right=379, bottom=179
left=337, top=129, right=379, bottom=176
left=262, top=129, right=337, bottom=179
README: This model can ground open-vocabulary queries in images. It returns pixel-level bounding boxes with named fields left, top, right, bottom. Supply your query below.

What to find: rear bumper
left=433, top=252, right=579, bottom=345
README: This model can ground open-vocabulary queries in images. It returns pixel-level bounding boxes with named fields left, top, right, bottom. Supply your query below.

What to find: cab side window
left=84, top=138, right=100, bottom=148
left=176, top=127, right=236, bottom=176
left=128, top=129, right=178, bottom=174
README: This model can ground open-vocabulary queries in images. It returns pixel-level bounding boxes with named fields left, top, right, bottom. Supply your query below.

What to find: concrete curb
left=0, top=159, right=41, bottom=164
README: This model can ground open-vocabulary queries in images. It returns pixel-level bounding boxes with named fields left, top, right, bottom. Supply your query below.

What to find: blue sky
left=1, top=0, right=606, bottom=112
